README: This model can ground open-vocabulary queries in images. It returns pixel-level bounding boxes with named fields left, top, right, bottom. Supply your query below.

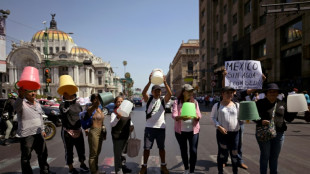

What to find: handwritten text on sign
left=225, top=60, right=263, bottom=89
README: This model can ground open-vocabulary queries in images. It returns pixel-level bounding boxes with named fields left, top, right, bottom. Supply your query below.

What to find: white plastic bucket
left=117, top=100, right=134, bottom=117
left=287, top=94, right=308, bottom=112
left=151, top=69, right=164, bottom=85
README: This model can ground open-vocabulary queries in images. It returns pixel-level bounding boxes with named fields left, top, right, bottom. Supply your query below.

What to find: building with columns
left=1, top=15, right=121, bottom=98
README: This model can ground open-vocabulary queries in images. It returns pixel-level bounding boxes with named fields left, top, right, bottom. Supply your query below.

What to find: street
left=1, top=103, right=310, bottom=174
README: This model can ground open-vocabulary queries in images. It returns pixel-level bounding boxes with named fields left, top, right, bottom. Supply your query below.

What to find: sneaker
left=183, top=169, right=189, bottom=174
left=238, top=163, right=248, bottom=169
left=80, top=163, right=89, bottom=172
left=160, top=165, right=169, bottom=174
left=139, top=165, right=147, bottom=174
left=68, top=168, right=79, bottom=174
left=122, top=165, right=132, bottom=173
left=3, top=139, right=10, bottom=146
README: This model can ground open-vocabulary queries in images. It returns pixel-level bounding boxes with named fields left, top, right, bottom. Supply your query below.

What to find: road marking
left=0, top=157, right=20, bottom=170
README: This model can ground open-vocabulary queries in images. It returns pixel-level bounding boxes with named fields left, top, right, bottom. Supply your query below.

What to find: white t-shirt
left=145, top=98, right=166, bottom=128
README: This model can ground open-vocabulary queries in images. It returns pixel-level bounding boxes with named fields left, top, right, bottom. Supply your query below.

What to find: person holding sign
left=171, top=84, right=201, bottom=174
left=211, top=87, right=242, bottom=174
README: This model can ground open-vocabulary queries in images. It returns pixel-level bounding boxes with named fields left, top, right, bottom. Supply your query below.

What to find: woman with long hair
left=110, top=96, right=134, bottom=174
left=211, top=87, right=241, bottom=174
left=171, top=84, right=201, bottom=174
left=84, top=93, right=106, bottom=174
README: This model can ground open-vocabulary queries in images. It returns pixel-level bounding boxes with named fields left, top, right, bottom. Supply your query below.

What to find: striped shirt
left=14, top=97, right=45, bottom=137
left=211, top=102, right=240, bottom=132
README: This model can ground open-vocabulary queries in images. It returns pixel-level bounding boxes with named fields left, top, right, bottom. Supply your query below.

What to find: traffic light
left=44, top=68, right=51, bottom=83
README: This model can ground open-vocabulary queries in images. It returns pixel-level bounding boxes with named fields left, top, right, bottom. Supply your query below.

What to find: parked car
left=38, top=99, right=60, bottom=108
left=165, top=96, right=177, bottom=113
left=103, top=102, right=115, bottom=115
left=41, top=106, right=62, bottom=127
left=132, top=97, right=143, bottom=107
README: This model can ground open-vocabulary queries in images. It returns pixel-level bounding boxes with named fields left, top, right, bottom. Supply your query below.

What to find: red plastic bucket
left=16, top=66, right=41, bottom=90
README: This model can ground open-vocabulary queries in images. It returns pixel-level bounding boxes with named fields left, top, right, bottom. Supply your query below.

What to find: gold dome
left=31, top=29, right=74, bottom=43
left=70, top=47, right=93, bottom=56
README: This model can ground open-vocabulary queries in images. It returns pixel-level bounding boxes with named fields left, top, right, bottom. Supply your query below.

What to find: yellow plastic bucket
left=57, top=75, right=78, bottom=95
left=181, top=102, right=196, bottom=118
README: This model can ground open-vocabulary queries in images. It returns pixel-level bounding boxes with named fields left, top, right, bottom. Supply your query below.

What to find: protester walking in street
left=59, top=93, right=89, bottom=174
left=14, top=88, right=55, bottom=174
left=255, top=83, right=292, bottom=174
left=172, top=84, right=201, bottom=174
left=2, top=92, right=17, bottom=146
left=80, top=93, right=107, bottom=174
left=211, top=87, right=241, bottom=174
left=139, top=73, right=172, bottom=174
left=111, top=96, right=134, bottom=174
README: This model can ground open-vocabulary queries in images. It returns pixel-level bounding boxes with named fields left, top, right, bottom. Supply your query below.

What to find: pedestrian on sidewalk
left=59, top=93, right=89, bottom=174
left=255, top=83, right=292, bottom=174
left=80, top=93, right=107, bottom=174
left=172, top=84, right=201, bottom=174
left=14, top=87, right=55, bottom=174
left=139, top=72, right=172, bottom=174
left=211, top=87, right=242, bottom=174
left=111, top=96, right=134, bottom=174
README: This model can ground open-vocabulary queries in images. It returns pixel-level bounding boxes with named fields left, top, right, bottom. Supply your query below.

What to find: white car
left=165, top=96, right=177, bottom=113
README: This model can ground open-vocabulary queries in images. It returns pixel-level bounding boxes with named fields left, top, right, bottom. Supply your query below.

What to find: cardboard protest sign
left=225, top=60, right=263, bottom=89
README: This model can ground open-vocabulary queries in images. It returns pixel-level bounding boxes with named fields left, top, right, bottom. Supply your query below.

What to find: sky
left=1, top=0, right=199, bottom=91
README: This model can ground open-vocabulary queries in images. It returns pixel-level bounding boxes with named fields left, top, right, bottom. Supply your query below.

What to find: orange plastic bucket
left=16, top=66, right=41, bottom=90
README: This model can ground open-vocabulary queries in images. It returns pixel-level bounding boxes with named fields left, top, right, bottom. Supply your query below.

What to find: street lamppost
left=123, top=60, right=127, bottom=77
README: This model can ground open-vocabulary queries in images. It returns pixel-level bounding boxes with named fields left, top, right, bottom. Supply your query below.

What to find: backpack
left=145, top=95, right=165, bottom=119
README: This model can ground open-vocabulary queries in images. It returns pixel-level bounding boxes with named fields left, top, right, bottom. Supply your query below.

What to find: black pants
left=61, top=128, right=86, bottom=165
left=19, top=133, right=50, bottom=174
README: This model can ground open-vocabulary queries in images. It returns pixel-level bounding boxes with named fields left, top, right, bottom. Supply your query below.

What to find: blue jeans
left=237, top=124, right=244, bottom=164
left=175, top=132, right=199, bottom=173
left=256, top=132, right=284, bottom=174
left=216, top=130, right=239, bottom=174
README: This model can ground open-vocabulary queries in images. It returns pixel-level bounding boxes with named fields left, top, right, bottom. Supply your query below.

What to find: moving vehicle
left=43, top=114, right=56, bottom=140
left=132, top=97, right=143, bottom=107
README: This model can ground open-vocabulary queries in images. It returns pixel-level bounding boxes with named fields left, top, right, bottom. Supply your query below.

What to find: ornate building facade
left=167, top=40, right=200, bottom=96
left=1, top=15, right=121, bottom=98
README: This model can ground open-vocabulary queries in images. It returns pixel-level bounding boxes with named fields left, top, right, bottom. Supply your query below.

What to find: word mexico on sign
left=225, top=60, right=263, bottom=89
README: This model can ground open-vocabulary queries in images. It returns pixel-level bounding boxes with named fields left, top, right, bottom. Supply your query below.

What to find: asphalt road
left=1, top=103, right=310, bottom=174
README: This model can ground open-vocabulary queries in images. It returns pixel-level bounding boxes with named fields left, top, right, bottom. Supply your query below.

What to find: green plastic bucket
left=98, top=92, right=114, bottom=106
left=181, top=102, right=196, bottom=118
left=238, top=101, right=260, bottom=120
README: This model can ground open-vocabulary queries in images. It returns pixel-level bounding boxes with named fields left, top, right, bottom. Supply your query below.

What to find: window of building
left=216, top=32, right=219, bottom=40
left=98, top=70, right=102, bottom=75
left=233, top=35, right=238, bottom=41
left=186, top=49, right=195, bottom=54
left=201, top=39, right=205, bottom=47
left=233, top=14, right=237, bottom=25
left=56, top=47, right=59, bottom=53
left=98, top=90, right=103, bottom=93
left=201, top=25, right=205, bottom=33
left=188, top=61, right=193, bottom=74
left=283, top=20, right=302, bottom=44
left=89, top=69, right=92, bottom=83
left=224, top=5, right=227, bottom=14
left=244, top=0, right=251, bottom=15
left=244, top=25, right=252, bottom=35
left=216, top=15, right=219, bottom=23
left=49, top=47, right=53, bottom=54
left=224, top=24, right=227, bottom=33
left=98, top=77, right=102, bottom=85
left=259, top=14, right=266, bottom=26
left=201, top=9, right=205, bottom=17
left=233, top=0, right=237, bottom=4
left=37, top=47, right=40, bottom=51
left=253, top=40, right=266, bottom=59
left=62, top=46, right=66, bottom=51
left=202, top=54, right=205, bottom=62
left=224, top=42, right=227, bottom=48
left=43, top=47, right=47, bottom=54
left=59, top=54, right=67, bottom=58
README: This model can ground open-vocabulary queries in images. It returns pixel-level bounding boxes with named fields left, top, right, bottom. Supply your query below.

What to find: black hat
left=266, top=83, right=280, bottom=90
left=222, top=86, right=236, bottom=92
left=152, top=85, right=161, bottom=91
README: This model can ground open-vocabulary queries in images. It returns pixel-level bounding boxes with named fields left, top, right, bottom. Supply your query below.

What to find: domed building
left=1, top=14, right=121, bottom=98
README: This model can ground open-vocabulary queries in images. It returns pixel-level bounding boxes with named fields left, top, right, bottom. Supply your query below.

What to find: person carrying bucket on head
left=139, top=71, right=172, bottom=174
left=13, top=66, right=55, bottom=174
left=58, top=75, right=89, bottom=174
left=171, top=84, right=202, bottom=174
